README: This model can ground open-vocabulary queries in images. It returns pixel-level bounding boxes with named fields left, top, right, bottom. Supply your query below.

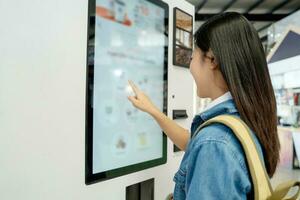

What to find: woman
left=127, top=12, right=280, bottom=199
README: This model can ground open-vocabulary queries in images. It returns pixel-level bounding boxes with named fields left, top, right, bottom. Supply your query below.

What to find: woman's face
left=189, top=47, right=215, bottom=98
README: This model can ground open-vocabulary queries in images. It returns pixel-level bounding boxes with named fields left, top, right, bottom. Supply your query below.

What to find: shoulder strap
left=193, top=114, right=272, bottom=200
left=271, top=180, right=300, bottom=200
left=194, top=114, right=300, bottom=200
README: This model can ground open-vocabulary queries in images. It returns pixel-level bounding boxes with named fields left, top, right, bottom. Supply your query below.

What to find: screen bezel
left=85, top=0, right=169, bottom=185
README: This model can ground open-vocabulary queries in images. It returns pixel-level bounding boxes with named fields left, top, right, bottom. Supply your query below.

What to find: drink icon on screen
left=136, top=131, right=150, bottom=149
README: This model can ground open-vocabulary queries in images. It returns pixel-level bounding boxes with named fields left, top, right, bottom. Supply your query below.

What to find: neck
left=210, top=88, right=229, bottom=101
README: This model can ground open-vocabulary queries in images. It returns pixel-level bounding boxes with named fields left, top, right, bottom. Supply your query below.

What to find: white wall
left=269, top=55, right=300, bottom=89
left=0, top=0, right=195, bottom=199
left=267, top=10, right=300, bottom=46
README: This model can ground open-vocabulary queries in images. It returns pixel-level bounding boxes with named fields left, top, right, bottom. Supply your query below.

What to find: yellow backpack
left=195, top=115, right=300, bottom=200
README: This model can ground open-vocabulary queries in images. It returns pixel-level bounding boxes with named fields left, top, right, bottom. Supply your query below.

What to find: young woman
left=127, top=12, right=280, bottom=199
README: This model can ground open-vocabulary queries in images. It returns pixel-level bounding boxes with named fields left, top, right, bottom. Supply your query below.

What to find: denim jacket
left=173, top=99, right=266, bottom=200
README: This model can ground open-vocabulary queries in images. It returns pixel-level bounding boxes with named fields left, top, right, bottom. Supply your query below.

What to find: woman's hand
left=127, top=80, right=190, bottom=151
left=127, top=80, right=159, bottom=115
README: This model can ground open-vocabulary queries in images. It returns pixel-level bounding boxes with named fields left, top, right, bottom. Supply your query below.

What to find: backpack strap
left=270, top=180, right=300, bottom=200
left=193, top=115, right=272, bottom=200
left=193, top=114, right=300, bottom=200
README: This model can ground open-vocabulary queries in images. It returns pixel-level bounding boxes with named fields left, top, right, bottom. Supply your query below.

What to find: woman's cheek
left=190, top=59, right=199, bottom=78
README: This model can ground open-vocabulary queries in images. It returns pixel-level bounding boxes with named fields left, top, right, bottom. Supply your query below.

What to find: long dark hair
left=194, top=12, right=280, bottom=177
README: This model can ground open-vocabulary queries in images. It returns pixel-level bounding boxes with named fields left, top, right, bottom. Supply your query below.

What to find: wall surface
left=267, top=10, right=300, bottom=46
left=0, top=0, right=195, bottom=199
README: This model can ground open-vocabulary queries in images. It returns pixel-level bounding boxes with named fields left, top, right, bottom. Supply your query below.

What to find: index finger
left=128, top=80, right=140, bottom=96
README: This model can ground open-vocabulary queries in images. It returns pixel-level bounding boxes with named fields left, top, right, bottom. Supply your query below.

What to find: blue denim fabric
left=173, top=99, right=266, bottom=200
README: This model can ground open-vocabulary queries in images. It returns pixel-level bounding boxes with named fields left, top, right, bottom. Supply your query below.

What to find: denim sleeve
left=185, top=140, right=251, bottom=200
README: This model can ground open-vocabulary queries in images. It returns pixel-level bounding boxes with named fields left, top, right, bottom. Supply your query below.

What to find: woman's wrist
left=148, top=106, right=161, bottom=117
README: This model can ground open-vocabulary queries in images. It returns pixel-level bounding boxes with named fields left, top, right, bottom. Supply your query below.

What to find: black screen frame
left=85, top=0, right=169, bottom=185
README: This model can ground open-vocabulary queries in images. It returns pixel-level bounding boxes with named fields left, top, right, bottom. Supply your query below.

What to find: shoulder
left=192, top=123, right=231, bottom=144
left=189, top=122, right=251, bottom=174
left=186, top=133, right=252, bottom=195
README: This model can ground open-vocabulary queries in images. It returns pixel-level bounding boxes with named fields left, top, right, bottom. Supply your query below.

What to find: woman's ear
left=211, top=58, right=218, bottom=70
left=206, top=50, right=218, bottom=70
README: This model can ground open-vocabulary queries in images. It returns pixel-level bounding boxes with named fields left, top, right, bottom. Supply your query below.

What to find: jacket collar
left=200, top=91, right=233, bottom=113
left=190, top=99, right=238, bottom=135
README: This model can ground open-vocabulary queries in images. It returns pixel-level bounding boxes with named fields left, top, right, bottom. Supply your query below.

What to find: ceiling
left=186, top=0, right=300, bottom=39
